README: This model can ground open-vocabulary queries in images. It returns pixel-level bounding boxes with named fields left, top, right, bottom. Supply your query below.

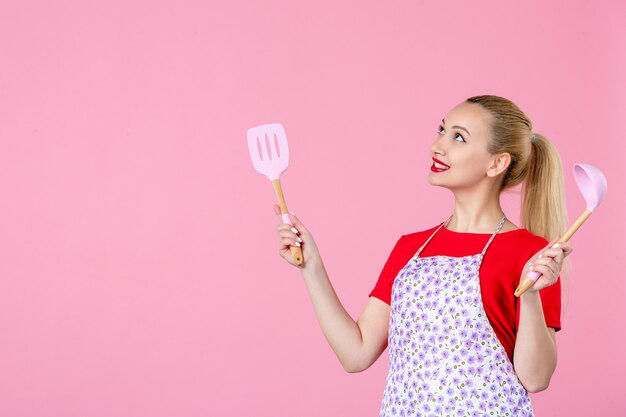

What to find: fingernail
left=294, top=241, right=301, bottom=247
left=538, top=254, right=543, bottom=259
left=552, top=243, right=560, bottom=249
left=290, top=211, right=296, bottom=216
left=297, top=237, right=303, bottom=243
left=291, top=227, right=299, bottom=234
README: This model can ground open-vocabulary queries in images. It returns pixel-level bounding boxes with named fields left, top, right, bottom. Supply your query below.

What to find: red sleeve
left=369, top=236, right=407, bottom=305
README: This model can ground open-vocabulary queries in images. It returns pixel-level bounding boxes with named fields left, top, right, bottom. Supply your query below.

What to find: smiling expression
left=427, top=102, right=499, bottom=190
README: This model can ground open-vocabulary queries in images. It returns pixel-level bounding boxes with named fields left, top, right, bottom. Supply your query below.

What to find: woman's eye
left=454, top=132, right=466, bottom=143
left=437, top=125, right=445, bottom=134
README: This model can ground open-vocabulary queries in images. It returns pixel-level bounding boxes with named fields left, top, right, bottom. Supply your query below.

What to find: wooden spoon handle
left=560, top=209, right=591, bottom=242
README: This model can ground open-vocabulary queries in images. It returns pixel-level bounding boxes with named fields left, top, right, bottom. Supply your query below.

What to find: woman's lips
left=430, top=157, right=450, bottom=173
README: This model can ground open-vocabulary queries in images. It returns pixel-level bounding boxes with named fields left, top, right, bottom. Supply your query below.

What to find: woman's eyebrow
left=442, top=119, right=472, bottom=136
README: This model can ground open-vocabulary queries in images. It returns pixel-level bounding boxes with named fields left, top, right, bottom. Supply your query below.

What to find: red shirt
left=369, top=225, right=561, bottom=361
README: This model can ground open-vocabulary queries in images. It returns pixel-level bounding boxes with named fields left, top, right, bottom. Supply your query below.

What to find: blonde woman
left=274, top=95, right=572, bottom=416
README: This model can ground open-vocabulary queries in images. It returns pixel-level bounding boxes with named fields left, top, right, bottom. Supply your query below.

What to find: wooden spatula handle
left=271, top=179, right=303, bottom=266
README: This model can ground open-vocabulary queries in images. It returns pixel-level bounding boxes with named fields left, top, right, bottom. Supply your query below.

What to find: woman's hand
left=523, top=237, right=574, bottom=292
left=274, top=205, right=321, bottom=268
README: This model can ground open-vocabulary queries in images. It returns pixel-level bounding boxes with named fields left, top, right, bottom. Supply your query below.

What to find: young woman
left=273, top=95, right=573, bottom=416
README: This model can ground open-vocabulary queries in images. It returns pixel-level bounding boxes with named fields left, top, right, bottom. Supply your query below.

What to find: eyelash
left=437, top=125, right=465, bottom=143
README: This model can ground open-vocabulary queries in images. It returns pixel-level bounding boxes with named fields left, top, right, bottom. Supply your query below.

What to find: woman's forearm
left=513, top=291, right=557, bottom=392
left=299, top=255, right=388, bottom=372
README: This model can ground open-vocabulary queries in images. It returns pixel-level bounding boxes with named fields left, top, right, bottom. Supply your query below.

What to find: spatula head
left=247, top=123, right=290, bottom=181
left=574, top=163, right=607, bottom=212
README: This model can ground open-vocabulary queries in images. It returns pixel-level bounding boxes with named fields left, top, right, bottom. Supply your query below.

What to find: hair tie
left=530, top=134, right=537, bottom=144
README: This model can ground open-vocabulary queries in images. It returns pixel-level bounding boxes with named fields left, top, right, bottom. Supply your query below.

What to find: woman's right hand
left=274, top=204, right=320, bottom=268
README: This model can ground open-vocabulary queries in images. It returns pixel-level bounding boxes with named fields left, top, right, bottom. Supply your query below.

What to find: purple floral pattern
left=379, top=231, right=534, bottom=416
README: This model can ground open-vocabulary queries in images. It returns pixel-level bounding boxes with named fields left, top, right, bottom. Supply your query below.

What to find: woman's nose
left=430, top=135, right=446, bottom=156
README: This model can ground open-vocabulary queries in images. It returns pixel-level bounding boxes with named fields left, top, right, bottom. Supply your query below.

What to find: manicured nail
left=291, top=227, right=299, bottom=234
left=297, top=237, right=303, bottom=243
left=538, top=254, right=543, bottom=259
left=294, top=241, right=301, bottom=247
left=552, top=243, right=560, bottom=249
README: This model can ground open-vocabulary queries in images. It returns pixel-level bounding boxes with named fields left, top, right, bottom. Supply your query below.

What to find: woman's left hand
left=523, top=237, right=574, bottom=292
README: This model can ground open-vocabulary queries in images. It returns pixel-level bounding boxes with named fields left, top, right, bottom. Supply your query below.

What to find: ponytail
left=521, top=134, right=567, bottom=240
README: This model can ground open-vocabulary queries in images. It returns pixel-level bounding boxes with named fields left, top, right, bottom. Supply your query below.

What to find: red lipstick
left=431, top=157, right=450, bottom=173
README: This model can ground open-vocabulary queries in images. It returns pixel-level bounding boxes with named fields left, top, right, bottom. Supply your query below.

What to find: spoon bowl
left=574, top=163, right=608, bottom=213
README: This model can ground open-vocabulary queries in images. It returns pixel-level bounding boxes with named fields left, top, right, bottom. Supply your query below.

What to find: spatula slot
left=274, top=133, right=281, bottom=158
left=265, top=133, right=272, bottom=160
left=256, top=136, right=264, bottom=161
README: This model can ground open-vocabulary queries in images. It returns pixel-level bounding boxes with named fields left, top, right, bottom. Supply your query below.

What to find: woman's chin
left=427, top=172, right=444, bottom=186
left=427, top=175, right=454, bottom=191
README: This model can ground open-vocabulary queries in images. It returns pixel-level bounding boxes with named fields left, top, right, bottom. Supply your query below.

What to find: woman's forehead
left=444, top=102, right=493, bottom=138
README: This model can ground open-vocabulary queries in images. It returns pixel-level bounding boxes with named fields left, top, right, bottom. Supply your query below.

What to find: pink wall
left=1, top=0, right=624, bottom=415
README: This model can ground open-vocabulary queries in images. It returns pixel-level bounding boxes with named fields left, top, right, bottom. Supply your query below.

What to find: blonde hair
left=466, top=95, right=567, bottom=240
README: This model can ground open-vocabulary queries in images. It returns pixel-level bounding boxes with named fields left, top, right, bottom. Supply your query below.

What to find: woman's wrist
left=299, top=254, right=325, bottom=277
left=519, top=289, right=541, bottom=304
left=518, top=290, right=545, bottom=318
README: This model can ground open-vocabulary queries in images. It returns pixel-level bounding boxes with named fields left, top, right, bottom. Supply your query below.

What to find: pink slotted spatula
left=247, top=123, right=303, bottom=265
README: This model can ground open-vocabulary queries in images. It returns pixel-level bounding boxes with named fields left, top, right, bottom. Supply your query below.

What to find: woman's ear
left=486, top=152, right=511, bottom=178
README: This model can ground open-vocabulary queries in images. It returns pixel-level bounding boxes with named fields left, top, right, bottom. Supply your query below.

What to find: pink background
left=1, top=1, right=624, bottom=416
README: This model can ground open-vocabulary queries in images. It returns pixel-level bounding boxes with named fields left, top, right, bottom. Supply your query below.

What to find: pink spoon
left=515, top=163, right=608, bottom=297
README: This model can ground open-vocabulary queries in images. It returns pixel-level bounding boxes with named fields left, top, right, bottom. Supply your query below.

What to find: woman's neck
left=446, top=187, right=507, bottom=233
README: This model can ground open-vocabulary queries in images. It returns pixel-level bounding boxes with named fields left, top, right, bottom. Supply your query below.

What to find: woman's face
left=427, top=101, right=498, bottom=191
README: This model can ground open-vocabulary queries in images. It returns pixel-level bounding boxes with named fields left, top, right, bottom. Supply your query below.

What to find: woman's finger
left=277, top=225, right=303, bottom=243
left=529, top=237, right=559, bottom=264
left=561, top=243, right=574, bottom=258
left=280, top=235, right=300, bottom=246
left=542, top=250, right=564, bottom=266
left=276, top=228, right=294, bottom=239
left=278, top=229, right=302, bottom=242
left=277, top=223, right=298, bottom=233
left=287, top=211, right=309, bottom=234
left=537, top=240, right=573, bottom=265
left=530, top=265, right=556, bottom=284
left=542, top=245, right=566, bottom=258
left=277, top=227, right=302, bottom=244
left=533, top=255, right=560, bottom=272
left=532, top=275, right=555, bottom=291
